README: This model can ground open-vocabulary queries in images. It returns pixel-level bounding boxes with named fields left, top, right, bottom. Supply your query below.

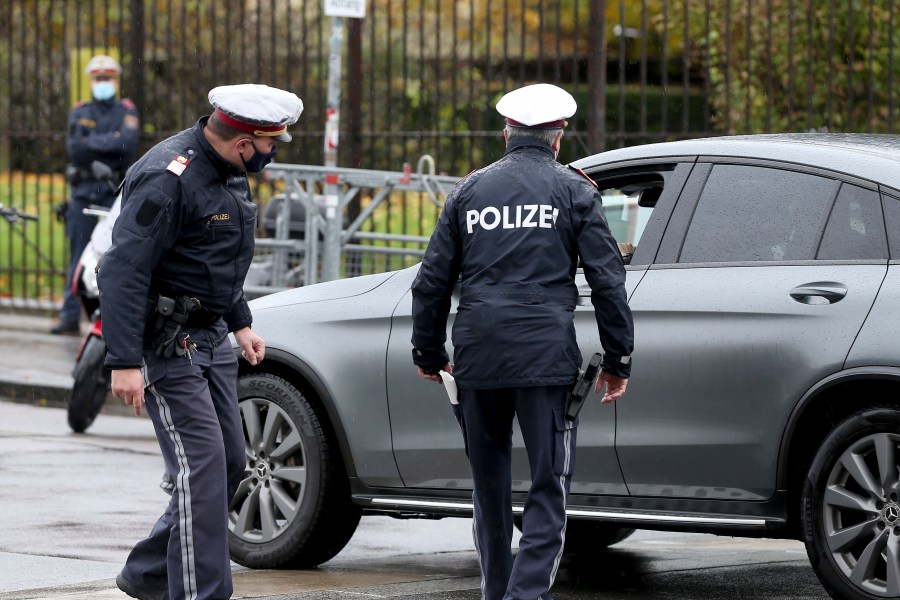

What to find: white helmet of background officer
left=85, top=55, right=122, bottom=102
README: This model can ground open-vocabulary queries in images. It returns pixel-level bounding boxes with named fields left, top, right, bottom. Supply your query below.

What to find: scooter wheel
left=67, top=336, right=111, bottom=433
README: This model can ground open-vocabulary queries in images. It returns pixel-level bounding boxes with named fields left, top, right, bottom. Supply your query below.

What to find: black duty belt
left=148, top=292, right=222, bottom=328
left=185, top=307, right=223, bottom=328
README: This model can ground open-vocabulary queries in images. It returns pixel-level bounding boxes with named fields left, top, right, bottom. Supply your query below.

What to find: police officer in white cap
left=412, top=83, right=634, bottom=600
left=99, top=83, right=302, bottom=600
left=52, top=54, right=140, bottom=334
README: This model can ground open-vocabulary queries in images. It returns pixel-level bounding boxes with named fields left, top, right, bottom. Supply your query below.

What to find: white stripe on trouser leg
left=149, top=383, right=198, bottom=600
left=472, top=499, right=487, bottom=599
left=548, top=426, right=572, bottom=588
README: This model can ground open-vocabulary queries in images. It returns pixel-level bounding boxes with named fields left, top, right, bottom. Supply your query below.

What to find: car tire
left=803, top=407, right=900, bottom=599
left=564, top=521, right=635, bottom=555
left=67, top=336, right=110, bottom=433
left=229, top=373, right=362, bottom=568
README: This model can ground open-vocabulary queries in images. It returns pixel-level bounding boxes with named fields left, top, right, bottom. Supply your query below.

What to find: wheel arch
left=778, top=367, right=900, bottom=537
left=236, top=347, right=358, bottom=480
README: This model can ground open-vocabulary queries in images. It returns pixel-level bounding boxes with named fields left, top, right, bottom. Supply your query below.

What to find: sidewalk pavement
left=0, top=311, right=83, bottom=407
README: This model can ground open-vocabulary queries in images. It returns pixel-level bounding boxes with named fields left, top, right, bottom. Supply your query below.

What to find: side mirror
left=638, top=187, right=662, bottom=208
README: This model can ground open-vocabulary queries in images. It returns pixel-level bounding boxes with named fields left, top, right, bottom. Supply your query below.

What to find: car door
left=383, top=160, right=690, bottom=495
left=618, top=161, right=889, bottom=500
left=386, top=279, right=643, bottom=493
left=568, top=160, right=694, bottom=495
left=384, top=287, right=471, bottom=489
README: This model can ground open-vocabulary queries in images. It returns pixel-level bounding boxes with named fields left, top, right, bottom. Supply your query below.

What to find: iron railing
left=2, top=0, right=899, bottom=306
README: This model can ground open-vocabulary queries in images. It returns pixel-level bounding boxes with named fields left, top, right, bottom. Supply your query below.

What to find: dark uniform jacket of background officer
left=411, top=136, right=633, bottom=389
left=98, top=117, right=255, bottom=369
left=67, top=97, right=140, bottom=202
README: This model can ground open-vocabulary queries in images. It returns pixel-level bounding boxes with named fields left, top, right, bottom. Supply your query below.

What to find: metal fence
left=2, top=0, right=899, bottom=306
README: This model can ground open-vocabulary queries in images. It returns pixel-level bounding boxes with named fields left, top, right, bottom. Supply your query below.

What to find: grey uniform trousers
left=455, top=385, right=576, bottom=600
left=122, top=325, right=245, bottom=600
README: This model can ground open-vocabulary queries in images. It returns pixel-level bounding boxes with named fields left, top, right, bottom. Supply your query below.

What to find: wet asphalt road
left=0, top=398, right=832, bottom=600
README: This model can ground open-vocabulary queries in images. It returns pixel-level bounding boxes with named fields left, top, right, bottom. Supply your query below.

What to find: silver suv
left=230, top=134, right=900, bottom=600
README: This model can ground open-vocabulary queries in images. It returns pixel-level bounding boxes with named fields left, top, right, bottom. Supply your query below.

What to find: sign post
left=321, top=0, right=365, bottom=282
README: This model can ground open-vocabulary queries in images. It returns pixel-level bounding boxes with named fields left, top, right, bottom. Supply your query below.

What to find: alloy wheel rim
left=229, top=397, right=308, bottom=543
left=823, top=432, right=900, bottom=596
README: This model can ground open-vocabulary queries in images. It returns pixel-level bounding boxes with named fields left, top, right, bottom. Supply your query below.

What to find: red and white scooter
left=66, top=193, right=120, bottom=433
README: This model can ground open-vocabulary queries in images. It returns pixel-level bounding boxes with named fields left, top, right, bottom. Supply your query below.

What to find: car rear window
left=817, top=183, right=887, bottom=260
left=679, top=165, right=837, bottom=263
left=882, top=194, right=900, bottom=260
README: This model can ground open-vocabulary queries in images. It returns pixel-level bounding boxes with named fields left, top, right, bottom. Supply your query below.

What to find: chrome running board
left=367, top=497, right=768, bottom=527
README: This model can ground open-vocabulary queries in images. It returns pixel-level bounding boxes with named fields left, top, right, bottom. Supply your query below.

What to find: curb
left=0, top=380, right=131, bottom=417
left=0, top=380, right=71, bottom=408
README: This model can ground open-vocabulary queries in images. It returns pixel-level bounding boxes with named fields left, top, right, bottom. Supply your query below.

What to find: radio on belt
left=564, top=352, right=603, bottom=422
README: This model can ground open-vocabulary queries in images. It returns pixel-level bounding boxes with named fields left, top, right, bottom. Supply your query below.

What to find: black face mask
left=240, top=140, right=278, bottom=173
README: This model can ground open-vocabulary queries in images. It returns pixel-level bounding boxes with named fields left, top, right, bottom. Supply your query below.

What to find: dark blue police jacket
left=98, top=117, right=255, bottom=369
left=411, top=135, right=634, bottom=390
left=67, top=97, right=140, bottom=204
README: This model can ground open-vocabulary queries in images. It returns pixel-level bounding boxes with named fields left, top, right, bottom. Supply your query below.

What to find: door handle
left=789, top=282, right=847, bottom=305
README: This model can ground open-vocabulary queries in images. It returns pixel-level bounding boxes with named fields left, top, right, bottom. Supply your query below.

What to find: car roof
left=570, top=133, right=900, bottom=190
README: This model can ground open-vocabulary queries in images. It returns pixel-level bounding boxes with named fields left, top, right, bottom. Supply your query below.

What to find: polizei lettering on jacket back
left=466, top=204, right=559, bottom=233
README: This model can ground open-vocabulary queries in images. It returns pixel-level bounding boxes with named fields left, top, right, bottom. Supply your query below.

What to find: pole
left=347, top=17, right=363, bottom=172
left=322, top=16, right=344, bottom=282
left=588, top=0, right=607, bottom=153
left=129, top=0, right=146, bottom=139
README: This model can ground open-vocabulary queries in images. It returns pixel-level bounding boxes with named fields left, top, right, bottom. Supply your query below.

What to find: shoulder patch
left=454, top=169, right=477, bottom=187
left=568, top=165, right=598, bottom=188
left=121, top=98, right=136, bottom=110
left=124, top=114, right=140, bottom=130
left=74, top=101, right=86, bottom=109
left=166, top=155, right=191, bottom=176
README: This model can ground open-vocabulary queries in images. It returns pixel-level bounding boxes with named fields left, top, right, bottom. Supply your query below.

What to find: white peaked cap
left=496, top=83, right=577, bottom=128
left=208, top=84, right=303, bottom=142
left=85, top=55, right=122, bottom=76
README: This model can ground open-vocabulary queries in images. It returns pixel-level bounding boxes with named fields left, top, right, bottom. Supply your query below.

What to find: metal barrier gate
left=247, top=156, right=460, bottom=296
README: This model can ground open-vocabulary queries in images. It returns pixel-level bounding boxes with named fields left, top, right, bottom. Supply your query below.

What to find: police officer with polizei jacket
left=411, top=83, right=634, bottom=600
left=98, top=84, right=303, bottom=600
left=52, top=54, right=140, bottom=335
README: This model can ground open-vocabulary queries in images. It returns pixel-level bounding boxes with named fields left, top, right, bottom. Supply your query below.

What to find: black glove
left=151, top=295, right=200, bottom=358
left=154, top=322, right=186, bottom=358
left=412, top=347, right=450, bottom=375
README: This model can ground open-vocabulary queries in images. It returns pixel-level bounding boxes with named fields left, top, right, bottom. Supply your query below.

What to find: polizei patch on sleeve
left=166, top=155, right=190, bottom=176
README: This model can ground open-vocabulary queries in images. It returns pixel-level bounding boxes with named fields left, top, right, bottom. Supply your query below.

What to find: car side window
left=599, top=188, right=655, bottom=259
left=679, top=165, right=837, bottom=263
left=597, top=173, right=668, bottom=264
left=817, top=184, right=886, bottom=260
left=881, top=194, right=900, bottom=260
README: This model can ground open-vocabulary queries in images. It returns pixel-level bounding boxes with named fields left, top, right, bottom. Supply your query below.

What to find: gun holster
left=149, top=294, right=201, bottom=358
left=564, top=352, right=604, bottom=422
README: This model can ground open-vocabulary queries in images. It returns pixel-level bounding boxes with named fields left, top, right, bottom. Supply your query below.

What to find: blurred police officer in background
left=98, top=83, right=302, bottom=600
left=411, top=83, right=634, bottom=600
left=51, top=54, right=140, bottom=335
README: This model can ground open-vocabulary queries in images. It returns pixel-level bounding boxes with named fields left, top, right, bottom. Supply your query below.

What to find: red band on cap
left=505, top=117, right=567, bottom=129
left=214, top=108, right=287, bottom=137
